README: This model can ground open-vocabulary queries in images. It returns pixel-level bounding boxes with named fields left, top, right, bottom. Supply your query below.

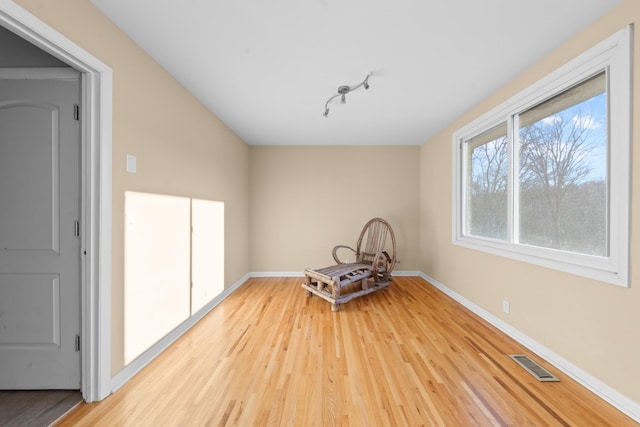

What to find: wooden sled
left=302, top=218, right=397, bottom=311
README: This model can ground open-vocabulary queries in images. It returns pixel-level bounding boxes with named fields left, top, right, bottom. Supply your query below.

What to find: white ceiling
left=90, top=0, right=622, bottom=146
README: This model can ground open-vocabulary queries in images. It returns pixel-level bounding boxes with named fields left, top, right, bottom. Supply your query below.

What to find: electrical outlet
left=502, top=300, right=510, bottom=314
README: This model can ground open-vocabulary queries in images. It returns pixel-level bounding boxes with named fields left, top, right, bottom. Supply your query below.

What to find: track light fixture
left=323, top=74, right=370, bottom=117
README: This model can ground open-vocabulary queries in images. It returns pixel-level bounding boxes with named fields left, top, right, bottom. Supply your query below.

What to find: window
left=466, top=122, right=508, bottom=241
left=453, top=26, right=631, bottom=287
left=517, top=73, right=607, bottom=256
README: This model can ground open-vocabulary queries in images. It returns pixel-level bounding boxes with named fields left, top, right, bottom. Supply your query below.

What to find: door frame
left=0, top=1, right=113, bottom=402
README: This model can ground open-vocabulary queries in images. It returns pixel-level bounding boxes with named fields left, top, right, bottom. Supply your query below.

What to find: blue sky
left=546, top=92, right=607, bottom=182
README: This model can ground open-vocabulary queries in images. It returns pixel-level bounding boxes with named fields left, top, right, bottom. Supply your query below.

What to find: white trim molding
left=0, top=66, right=79, bottom=79
left=251, top=271, right=305, bottom=278
left=0, top=0, right=113, bottom=402
left=249, top=270, right=420, bottom=278
left=417, top=272, right=640, bottom=423
left=391, top=270, right=422, bottom=277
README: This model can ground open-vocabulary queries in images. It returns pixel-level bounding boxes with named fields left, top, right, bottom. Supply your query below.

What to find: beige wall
left=420, top=0, right=640, bottom=403
left=14, top=0, right=251, bottom=376
left=250, top=146, right=420, bottom=272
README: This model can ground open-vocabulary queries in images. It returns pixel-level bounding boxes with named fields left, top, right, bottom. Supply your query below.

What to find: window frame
left=452, top=26, right=632, bottom=287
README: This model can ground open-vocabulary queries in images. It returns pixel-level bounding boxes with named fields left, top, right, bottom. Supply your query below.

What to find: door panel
left=0, top=274, right=60, bottom=346
left=0, top=74, right=81, bottom=389
left=0, top=103, right=59, bottom=253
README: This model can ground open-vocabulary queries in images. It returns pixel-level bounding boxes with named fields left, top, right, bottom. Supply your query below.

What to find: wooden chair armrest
left=332, top=245, right=357, bottom=264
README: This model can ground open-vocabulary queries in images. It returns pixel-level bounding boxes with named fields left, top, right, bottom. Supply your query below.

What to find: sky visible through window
left=582, top=93, right=606, bottom=181
left=516, top=90, right=608, bottom=256
left=551, top=92, right=607, bottom=182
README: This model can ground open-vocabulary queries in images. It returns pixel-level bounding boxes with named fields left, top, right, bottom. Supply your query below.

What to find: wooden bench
left=302, top=218, right=397, bottom=311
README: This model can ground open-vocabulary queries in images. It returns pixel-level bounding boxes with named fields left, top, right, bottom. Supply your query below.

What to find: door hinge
left=74, top=220, right=80, bottom=237
left=74, top=104, right=80, bottom=121
left=75, top=334, right=81, bottom=352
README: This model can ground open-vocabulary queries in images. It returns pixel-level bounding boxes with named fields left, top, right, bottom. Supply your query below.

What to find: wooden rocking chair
left=302, top=217, right=397, bottom=311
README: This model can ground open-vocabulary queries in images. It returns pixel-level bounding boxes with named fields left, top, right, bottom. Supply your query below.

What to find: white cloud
left=572, top=113, right=601, bottom=130
left=541, top=115, right=562, bottom=125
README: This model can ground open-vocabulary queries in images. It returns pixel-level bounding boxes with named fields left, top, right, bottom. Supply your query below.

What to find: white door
left=0, top=71, right=81, bottom=389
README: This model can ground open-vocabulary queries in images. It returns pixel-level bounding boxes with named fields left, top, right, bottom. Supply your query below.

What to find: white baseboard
left=110, top=273, right=250, bottom=393
left=417, top=272, right=640, bottom=423
left=392, top=270, right=422, bottom=276
left=250, top=271, right=305, bottom=277
left=250, top=270, right=419, bottom=278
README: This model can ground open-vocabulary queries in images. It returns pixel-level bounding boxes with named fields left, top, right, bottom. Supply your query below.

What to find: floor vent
left=509, top=354, right=559, bottom=382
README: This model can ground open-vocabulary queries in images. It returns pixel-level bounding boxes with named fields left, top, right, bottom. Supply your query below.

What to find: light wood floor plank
left=58, top=276, right=638, bottom=426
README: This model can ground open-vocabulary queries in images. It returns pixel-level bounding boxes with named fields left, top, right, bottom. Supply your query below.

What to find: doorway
left=0, top=2, right=113, bottom=402
left=0, top=71, right=82, bottom=389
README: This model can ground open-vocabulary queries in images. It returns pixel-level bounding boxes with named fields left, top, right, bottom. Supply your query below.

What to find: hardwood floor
left=59, top=276, right=637, bottom=426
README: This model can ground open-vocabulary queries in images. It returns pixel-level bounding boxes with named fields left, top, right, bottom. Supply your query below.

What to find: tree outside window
left=464, top=73, right=607, bottom=257
left=517, top=75, right=607, bottom=256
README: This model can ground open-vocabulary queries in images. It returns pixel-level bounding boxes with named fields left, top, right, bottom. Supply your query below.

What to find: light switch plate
left=126, top=154, right=137, bottom=173
left=502, top=300, right=510, bottom=314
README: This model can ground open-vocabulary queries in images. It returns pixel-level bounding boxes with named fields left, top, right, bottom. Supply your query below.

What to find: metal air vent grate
left=509, top=354, right=559, bottom=382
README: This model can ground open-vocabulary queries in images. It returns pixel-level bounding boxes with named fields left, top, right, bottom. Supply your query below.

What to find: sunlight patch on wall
left=124, top=192, right=224, bottom=365
left=191, top=198, right=224, bottom=314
